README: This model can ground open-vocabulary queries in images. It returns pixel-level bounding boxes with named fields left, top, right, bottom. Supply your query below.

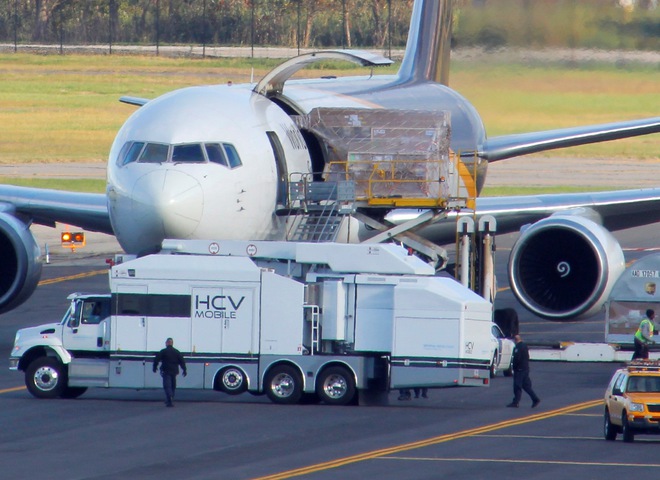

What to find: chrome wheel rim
left=34, top=365, right=59, bottom=392
left=322, top=374, right=348, bottom=399
left=222, top=369, right=244, bottom=390
left=271, top=373, right=295, bottom=398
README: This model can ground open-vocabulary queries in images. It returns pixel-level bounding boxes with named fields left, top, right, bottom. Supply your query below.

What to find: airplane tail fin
left=397, top=0, right=453, bottom=86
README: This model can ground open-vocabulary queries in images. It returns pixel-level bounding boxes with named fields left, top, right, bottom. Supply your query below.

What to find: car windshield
left=627, top=376, right=660, bottom=393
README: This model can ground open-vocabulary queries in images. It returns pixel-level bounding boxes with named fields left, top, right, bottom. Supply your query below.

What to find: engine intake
left=0, top=214, right=42, bottom=314
left=508, top=215, right=625, bottom=320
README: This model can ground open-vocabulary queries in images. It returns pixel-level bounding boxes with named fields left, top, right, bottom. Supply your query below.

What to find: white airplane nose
left=132, top=169, right=204, bottom=239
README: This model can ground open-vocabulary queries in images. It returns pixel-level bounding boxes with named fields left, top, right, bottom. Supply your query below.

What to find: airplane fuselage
left=106, top=76, right=488, bottom=254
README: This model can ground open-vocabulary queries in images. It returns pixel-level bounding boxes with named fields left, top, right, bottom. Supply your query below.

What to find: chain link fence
left=0, top=1, right=657, bottom=57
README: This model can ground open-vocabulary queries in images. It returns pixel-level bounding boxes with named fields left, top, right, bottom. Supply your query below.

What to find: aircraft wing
left=0, top=185, right=112, bottom=234
left=395, top=187, right=660, bottom=321
left=386, top=188, right=660, bottom=242
left=477, top=117, right=660, bottom=161
left=472, top=187, right=660, bottom=233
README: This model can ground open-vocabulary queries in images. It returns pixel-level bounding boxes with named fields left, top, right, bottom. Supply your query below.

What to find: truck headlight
left=628, top=402, right=645, bottom=412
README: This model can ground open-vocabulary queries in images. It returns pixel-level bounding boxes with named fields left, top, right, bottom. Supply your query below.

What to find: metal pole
left=342, top=0, right=346, bottom=49
left=297, top=0, right=301, bottom=55
left=108, top=0, right=113, bottom=54
left=156, top=0, right=160, bottom=56
left=203, top=0, right=207, bottom=57
left=251, top=0, right=255, bottom=58
left=387, top=0, right=392, bottom=59
left=13, top=0, right=18, bottom=52
left=59, top=9, right=64, bottom=55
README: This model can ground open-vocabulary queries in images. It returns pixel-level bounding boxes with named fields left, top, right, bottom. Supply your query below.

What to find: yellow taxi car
left=604, top=360, right=660, bottom=442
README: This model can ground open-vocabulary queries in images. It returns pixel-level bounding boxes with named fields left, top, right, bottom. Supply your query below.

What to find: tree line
left=0, top=1, right=657, bottom=52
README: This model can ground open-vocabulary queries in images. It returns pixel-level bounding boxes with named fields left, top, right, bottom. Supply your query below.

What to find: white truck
left=10, top=240, right=494, bottom=405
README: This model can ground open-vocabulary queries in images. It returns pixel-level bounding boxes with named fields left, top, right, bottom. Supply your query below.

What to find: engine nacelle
left=508, top=215, right=625, bottom=320
left=0, top=214, right=43, bottom=315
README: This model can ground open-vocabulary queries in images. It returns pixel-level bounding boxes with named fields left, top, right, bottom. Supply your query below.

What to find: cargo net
left=294, top=108, right=454, bottom=207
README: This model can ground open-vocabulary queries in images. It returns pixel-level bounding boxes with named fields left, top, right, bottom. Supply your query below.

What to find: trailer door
left=221, top=288, right=255, bottom=354
left=112, top=284, right=148, bottom=352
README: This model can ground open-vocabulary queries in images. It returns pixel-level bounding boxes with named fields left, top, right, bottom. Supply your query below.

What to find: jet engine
left=508, top=214, right=625, bottom=321
left=0, top=214, right=42, bottom=314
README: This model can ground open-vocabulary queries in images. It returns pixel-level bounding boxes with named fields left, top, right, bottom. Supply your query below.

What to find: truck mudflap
left=390, top=357, right=490, bottom=389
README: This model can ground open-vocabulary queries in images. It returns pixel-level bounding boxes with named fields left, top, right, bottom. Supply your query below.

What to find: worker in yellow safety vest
left=632, top=309, right=656, bottom=360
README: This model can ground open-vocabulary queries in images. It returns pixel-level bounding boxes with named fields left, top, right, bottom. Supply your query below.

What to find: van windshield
left=627, top=376, right=660, bottom=393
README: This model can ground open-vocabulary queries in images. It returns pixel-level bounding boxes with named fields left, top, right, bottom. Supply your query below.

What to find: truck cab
left=62, top=293, right=111, bottom=352
left=9, top=293, right=111, bottom=398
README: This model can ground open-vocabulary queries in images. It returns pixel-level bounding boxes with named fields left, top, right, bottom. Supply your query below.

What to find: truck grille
left=648, top=404, right=660, bottom=413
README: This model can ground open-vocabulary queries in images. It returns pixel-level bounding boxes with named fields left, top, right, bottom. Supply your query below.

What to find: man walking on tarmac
left=507, top=334, right=540, bottom=409
left=153, top=337, right=187, bottom=407
left=632, top=309, right=656, bottom=360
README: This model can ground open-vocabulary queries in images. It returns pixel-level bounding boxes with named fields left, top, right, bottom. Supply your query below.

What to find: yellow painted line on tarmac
left=380, top=456, right=660, bottom=468
left=476, top=433, right=600, bottom=440
left=254, top=399, right=602, bottom=480
left=38, top=269, right=107, bottom=286
left=0, top=386, right=26, bottom=394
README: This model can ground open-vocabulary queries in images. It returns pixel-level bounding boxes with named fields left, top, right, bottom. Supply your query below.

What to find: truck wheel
left=218, top=367, right=248, bottom=395
left=60, top=386, right=88, bottom=399
left=604, top=409, right=617, bottom=441
left=26, top=357, right=65, bottom=399
left=316, top=366, right=356, bottom=406
left=265, top=365, right=303, bottom=405
left=622, top=414, right=634, bottom=443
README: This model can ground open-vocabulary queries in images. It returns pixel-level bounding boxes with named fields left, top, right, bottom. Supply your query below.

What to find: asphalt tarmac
left=1, top=220, right=659, bottom=479
left=1, top=155, right=659, bottom=478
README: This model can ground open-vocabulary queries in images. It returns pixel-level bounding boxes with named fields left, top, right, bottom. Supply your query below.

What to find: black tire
left=604, top=409, right=617, bottom=441
left=265, top=365, right=303, bottom=405
left=622, top=413, right=635, bottom=443
left=490, top=351, right=498, bottom=378
left=316, top=366, right=356, bottom=406
left=217, top=366, right=248, bottom=395
left=25, top=357, right=65, bottom=399
left=60, top=386, right=88, bottom=399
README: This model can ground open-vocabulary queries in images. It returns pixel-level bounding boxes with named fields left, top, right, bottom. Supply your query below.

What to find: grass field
left=0, top=53, right=658, bottom=187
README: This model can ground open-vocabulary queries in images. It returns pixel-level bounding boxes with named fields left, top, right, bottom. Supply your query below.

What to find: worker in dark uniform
left=153, top=337, right=187, bottom=407
left=507, top=334, right=540, bottom=408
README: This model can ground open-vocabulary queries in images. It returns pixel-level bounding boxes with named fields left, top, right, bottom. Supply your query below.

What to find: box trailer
left=10, top=240, right=493, bottom=405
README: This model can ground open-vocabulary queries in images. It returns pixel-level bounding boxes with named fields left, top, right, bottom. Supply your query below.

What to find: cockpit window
left=172, top=144, right=205, bottom=163
left=205, top=144, right=228, bottom=167
left=117, top=141, right=242, bottom=168
left=119, top=142, right=145, bottom=166
left=223, top=143, right=243, bottom=168
left=138, top=143, right=169, bottom=163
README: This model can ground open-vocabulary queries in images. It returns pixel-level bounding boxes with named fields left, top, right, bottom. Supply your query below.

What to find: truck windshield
left=60, top=305, right=74, bottom=325
left=62, top=301, right=81, bottom=327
